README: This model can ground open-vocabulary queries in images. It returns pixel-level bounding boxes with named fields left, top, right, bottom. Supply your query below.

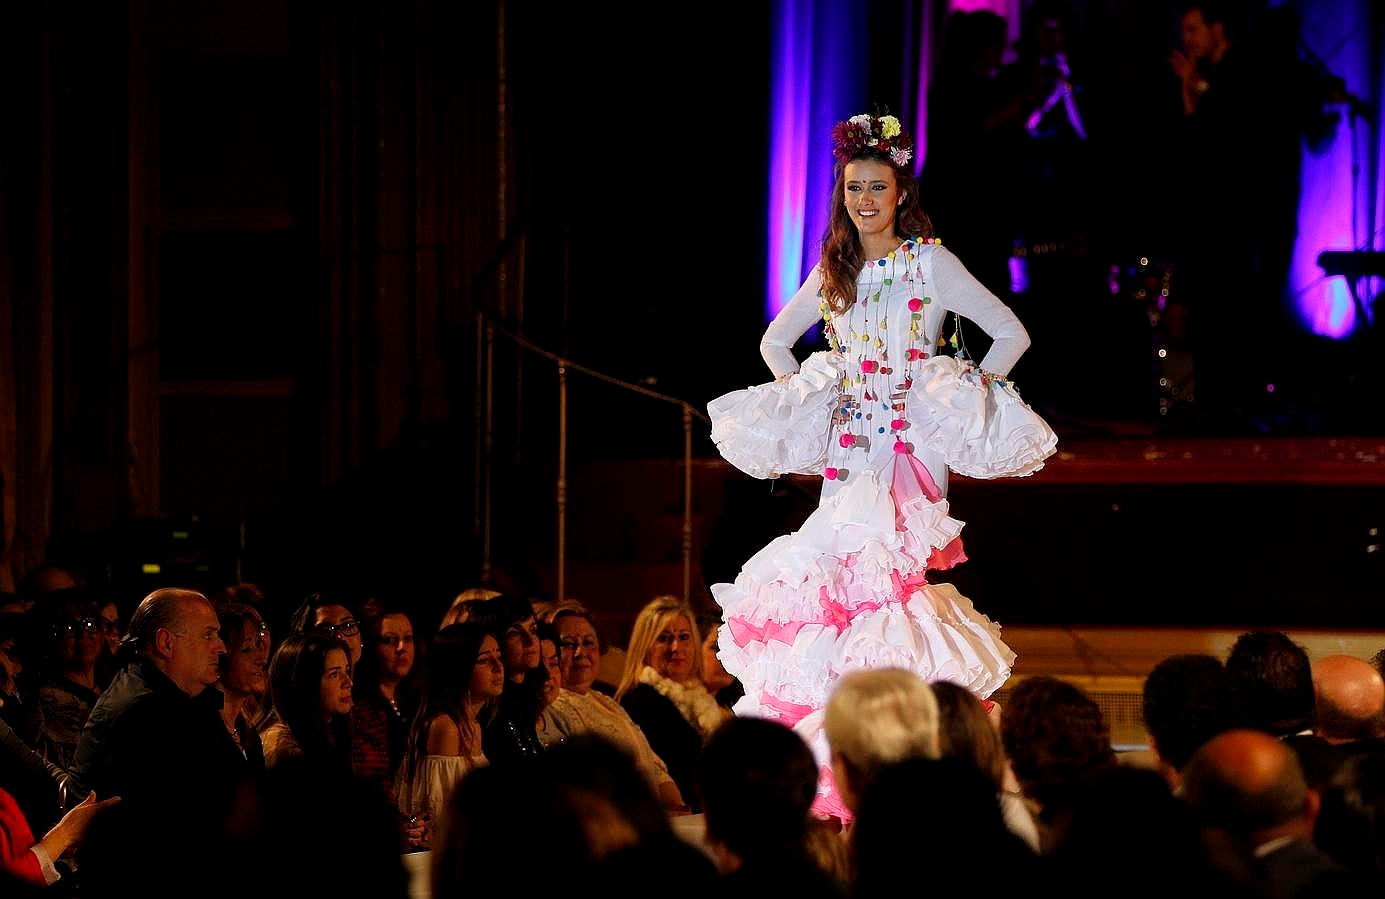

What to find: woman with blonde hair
left=616, top=595, right=731, bottom=813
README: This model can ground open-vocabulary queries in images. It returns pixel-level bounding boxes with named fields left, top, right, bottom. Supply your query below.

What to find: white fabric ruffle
left=906, top=356, right=1057, bottom=479
left=707, top=350, right=844, bottom=479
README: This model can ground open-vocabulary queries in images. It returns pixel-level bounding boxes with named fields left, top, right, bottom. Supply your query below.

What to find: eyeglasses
left=56, top=618, right=101, bottom=638
left=317, top=619, right=359, bottom=639
left=559, top=636, right=600, bottom=653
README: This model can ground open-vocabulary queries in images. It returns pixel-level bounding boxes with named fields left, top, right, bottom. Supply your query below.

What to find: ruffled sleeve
left=908, top=356, right=1057, bottom=479
left=707, top=350, right=844, bottom=479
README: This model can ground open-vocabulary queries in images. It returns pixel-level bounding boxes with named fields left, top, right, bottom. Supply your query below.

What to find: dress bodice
left=760, top=240, right=1030, bottom=496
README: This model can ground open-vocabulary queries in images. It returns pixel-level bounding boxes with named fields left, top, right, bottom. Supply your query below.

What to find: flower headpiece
left=831, top=113, right=914, bottom=167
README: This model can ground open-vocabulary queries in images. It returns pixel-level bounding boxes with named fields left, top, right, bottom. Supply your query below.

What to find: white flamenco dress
left=708, top=238, right=1057, bottom=821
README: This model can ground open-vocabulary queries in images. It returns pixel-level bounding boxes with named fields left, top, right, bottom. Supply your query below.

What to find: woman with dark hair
left=464, top=594, right=547, bottom=765
left=708, top=110, right=1054, bottom=819
left=396, top=621, right=504, bottom=851
left=350, top=602, right=419, bottom=802
left=259, top=632, right=354, bottom=774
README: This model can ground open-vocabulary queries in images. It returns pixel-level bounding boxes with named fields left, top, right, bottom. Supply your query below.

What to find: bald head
left=1313, top=654, right=1385, bottom=743
left=1181, top=729, right=1315, bottom=839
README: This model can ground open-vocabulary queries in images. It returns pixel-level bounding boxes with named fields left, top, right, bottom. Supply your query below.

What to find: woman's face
left=556, top=616, right=601, bottom=694
left=539, top=638, right=562, bottom=707
left=500, top=615, right=540, bottom=680
left=701, top=624, right=735, bottom=693
left=470, top=635, right=506, bottom=703
left=319, top=648, right=354, bottom=717
left=843, top=158, right=901, bottom=246
left=97, top=601, right=121, bottom=657
left=222, top=618, right=270, bottom=698
left=57, top=614, right=103, bottom=671
left=646, top=615, right=695, bottom=682
left=374, top=613, right=415, bottom=685
left=314, top=605, right=363, bottom=666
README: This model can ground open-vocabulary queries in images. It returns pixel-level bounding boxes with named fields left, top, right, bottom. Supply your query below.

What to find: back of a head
left=545, top=731, right=670, bottom=841
left=1315, top=752, right=1385, bottom=873
left=1181, top=728, right=1310, bottom=835
left=432, top=757, right=594, bottom=899
left=701, top=716, right=819, bottom=859
left=1000, top=676, right=1116, bottom=816
left=824, top=668, right=940, bottom=781
left=1312, top=654, right=1385, bottom=742
left=1142, top=653, right=1243, bottom=770
left=931, top=678, right=1006, bottom=787
left=853, top=756, right=1036, bottom=897
left=1226, top=631, right=1314, bottom=737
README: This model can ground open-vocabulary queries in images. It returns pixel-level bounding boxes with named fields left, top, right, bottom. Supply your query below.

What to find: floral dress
left=708, top=238, right=1056, bottom=819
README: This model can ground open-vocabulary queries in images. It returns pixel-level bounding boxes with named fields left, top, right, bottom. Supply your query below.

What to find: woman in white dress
left=708, top=111, right=1057, bottom=820
left=395, top=621, right=505, bottom=849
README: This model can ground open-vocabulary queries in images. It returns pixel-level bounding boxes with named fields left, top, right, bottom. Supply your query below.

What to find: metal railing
left=474, top=312, right=711, bottom=605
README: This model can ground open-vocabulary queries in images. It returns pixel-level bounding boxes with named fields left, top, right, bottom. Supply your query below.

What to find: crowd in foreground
left=1, top=570, right=1384, bottom=898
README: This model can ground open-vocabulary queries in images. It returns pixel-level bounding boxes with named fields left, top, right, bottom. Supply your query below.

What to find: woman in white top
left=546, top=604, right=690, bottom=813
left=395, top=621, right=505, bottom=849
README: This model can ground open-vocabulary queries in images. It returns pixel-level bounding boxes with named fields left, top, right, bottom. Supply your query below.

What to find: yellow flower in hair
left=880, top=116, right=901, bottom=139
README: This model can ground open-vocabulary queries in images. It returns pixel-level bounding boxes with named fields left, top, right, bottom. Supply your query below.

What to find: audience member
left=258, top=632, right=354, bottom=773
left=1314, top=752, right=1385, bottom=881
left=822, top=667, right=941, bottom=826
left=1313, top=654, right=1385, bottom=751
left=999, top=675, right=1117, bottom=852
left=1047, top=764, right=1256, bottom=899
left=932, top=678, right=1040, bottom=850
left=547, top=603, right=688, bottom=811
left=697, top=611, right=744, bottom=712
left=615, top=595, right=729, bottom=813
left=288, top=592, right=364, bottom=669
left=1225, top=630, right=1315, bottom=737
left=395, top=621, right=503, bottom=850
left=545, top=732, right=720, bottom=896
left=214, top=600, right=269, bottom=769
left=1141, top=652, right=1243, bottom=790
left=0, top=787, right=116, bottom=889
left=700, top=716, right=846, bottom=898
left=30, top=589, right=105, bottom=770
left=465, top=594, right=547, bottom=764
left=69, top=588, right=245, bottom=892
left=852, top=755, right=1042, bottom=898
left=351, top=602, right=419, bottom=802
left=1181, top=728, right=1360, bottom=897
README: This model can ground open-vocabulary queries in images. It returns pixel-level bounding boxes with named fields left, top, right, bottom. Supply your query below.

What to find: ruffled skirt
left=707, top=352, right=1056, bottom=820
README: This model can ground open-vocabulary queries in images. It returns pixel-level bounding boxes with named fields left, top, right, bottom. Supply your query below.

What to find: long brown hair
left=819, top=148, right=933, bottom=315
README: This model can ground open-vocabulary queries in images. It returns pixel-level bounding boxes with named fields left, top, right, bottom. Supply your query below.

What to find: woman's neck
left=63, top=666, right=98, bottom=691
left=221, top=692, right=245, bottom=728
left=861, top=233, right=902, bottom=260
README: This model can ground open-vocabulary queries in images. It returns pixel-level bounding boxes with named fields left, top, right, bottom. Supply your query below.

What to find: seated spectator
left=852, top=755, right=1042, bottom=898
left=1, top=788, right=117, bottom=889
left=932, top=678, right=1040, bottom=850
left=31, top=589, right=104, bottom=770
left=395, top=621, right=504, bottom=850
left=999, top=675, right=1117, bottom=852
left=700, top=716, right=847, bottom=898
left=822, top=667, right=941, bottom=826
left=615, top=595, right=730, bottom=813
left=1314, top=752, right=1385, bottom=880
left=1225, top=630, right=1315, bottom=737
left=351, top=602, right=420, bottom=802
left=465, top=595, right=547, bottom=765
left=1141, top=653, right=1244, bottom=791
left=214, top=601, right=269, bottom=769
left=547, top=603, right=688, bottom=811
left=1181, top=728, right=1361, bottom=896
left=258, top=632, right=354, bottom=774
left=1312, top=654, right=1385, bottom=753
